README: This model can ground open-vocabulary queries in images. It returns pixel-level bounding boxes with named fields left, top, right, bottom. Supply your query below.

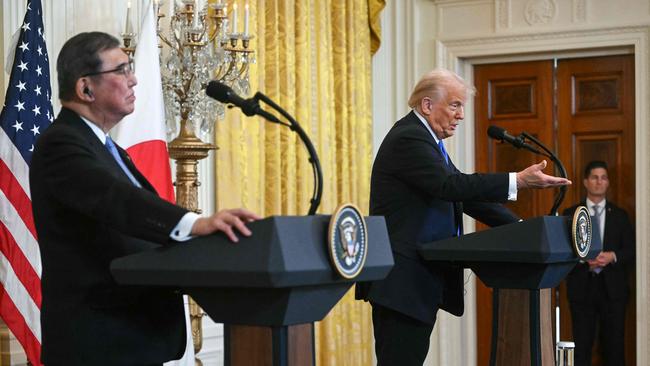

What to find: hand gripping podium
left=110, top=215, right=393, bottom=366
left=418, top=216, right=600, bottom=366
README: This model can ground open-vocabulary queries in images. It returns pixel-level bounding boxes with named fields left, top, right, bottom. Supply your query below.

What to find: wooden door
left=474, top=60, right=557, bottom=366
left=556, top=54, right=636, bottom=366
left=473, top=54, right=636, bottom=366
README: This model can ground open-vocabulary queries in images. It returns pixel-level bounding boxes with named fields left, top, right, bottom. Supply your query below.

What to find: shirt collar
left=80, top=116, right=108, bottom=144
left=413, top=109, right=441, bottom=144
left=586, top=197, right=607, bottom=211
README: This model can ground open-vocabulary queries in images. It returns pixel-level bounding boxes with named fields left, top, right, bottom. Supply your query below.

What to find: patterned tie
left=591, top=204, right=603, bottom=273
left=105, top=136, right=142, bottom=187
left=438, top=140, right=449, bottom=165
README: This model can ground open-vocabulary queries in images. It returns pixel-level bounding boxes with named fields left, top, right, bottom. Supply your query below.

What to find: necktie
left=438, top=139, right=460, bottom=236
left=438, top=140, right=449, bottom=165
left=591, top=204, right=603, bottom=273
left=105, top=136, right=142, bottom=188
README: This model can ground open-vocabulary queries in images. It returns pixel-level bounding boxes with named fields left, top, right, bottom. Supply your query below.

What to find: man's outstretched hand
left=191, top=208, right=262, bottom=242
left=516, top=160, right=572, bottom=189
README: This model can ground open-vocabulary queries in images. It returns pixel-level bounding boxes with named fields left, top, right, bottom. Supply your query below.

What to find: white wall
left=372, top=1, right=650, bottom=365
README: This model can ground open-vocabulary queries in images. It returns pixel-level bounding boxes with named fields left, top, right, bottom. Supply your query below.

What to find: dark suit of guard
left=563, top=201, right=635, bottom=366
left=30, top=107, right=187, bottom=366
left=356, top=111, right=519, bottom=364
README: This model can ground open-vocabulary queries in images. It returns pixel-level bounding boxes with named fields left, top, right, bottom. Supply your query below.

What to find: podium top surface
left=111, top=215, right=393, bottom=289
left=418, top=216, right=589, bottom=264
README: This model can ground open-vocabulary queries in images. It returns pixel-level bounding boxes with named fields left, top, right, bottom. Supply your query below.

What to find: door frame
left=434, top=26, right=649, bottom=366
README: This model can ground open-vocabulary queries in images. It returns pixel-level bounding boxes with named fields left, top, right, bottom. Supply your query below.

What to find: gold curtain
left=214, top=0, right=383, bottom=364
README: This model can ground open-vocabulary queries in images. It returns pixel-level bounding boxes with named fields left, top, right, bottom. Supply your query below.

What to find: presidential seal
left=571, top=206, right=592, bottom=258
left=328, top=204, right=368, bottom=279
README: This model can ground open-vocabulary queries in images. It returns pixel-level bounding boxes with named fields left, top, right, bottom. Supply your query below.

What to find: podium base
left=490, top=288, right=555, bottom=366
left=224, top=323, right=315, bottom=366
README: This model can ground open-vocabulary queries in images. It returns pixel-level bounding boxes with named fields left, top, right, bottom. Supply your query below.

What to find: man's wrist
left=171, top=212, right=201, bottom=241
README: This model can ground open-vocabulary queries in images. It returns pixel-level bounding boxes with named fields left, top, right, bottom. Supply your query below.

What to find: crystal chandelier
left=156, top=0, right=255, bottom=141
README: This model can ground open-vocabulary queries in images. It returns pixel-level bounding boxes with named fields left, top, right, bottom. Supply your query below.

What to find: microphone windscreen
left=205, top=81, right=232, bottom=103
left=487, top=125, right=506, bottom=140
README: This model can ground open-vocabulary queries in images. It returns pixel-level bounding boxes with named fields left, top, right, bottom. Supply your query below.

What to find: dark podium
left=419, top=216, right=600, bottom=366
left=111, top=215, right=393, bottom=366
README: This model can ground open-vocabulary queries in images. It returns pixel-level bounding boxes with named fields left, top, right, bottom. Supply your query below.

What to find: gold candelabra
left=122, top=1, right=255, bottom=364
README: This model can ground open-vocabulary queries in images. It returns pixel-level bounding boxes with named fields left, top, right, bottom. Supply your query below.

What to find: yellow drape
left=213, top=1, right=382, bottom=364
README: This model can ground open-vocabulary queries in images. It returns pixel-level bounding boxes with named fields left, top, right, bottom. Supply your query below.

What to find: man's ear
left=76, top=78, right=94, bottom=101
left=420, top=97, right=432, bottom=115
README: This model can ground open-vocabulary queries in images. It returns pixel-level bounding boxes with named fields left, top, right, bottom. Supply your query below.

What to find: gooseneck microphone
left=487, top=125, right=568, bottom=215
left=205, top=81, right=281, bottom=123
left=205, top=80, right=323, bottom=215
left=487, top=125, right=545, bottom=155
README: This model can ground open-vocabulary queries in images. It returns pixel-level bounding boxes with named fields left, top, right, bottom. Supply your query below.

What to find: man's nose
left=128, top=73, right=138, bottom=87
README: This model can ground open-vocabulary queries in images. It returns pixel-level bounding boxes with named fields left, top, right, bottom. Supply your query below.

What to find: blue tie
left=105, top=136, right=142, bottom=187
left=438, top=139, right=460, bottom=235
left=591, top=204, right=603, bottom=273
left=438, top=140, right=449, bottom=165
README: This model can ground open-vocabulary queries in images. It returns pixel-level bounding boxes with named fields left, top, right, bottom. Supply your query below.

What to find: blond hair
left=407, top=69, right=476, bottom=109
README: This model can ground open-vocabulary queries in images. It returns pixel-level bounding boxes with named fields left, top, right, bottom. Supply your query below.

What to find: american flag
left=0, top=0, right=52, bottom=365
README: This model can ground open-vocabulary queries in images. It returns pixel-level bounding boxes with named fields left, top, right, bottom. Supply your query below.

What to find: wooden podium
left=419, top=216, right=600, bottom=366
left=110, top=215, right=394, bottom=366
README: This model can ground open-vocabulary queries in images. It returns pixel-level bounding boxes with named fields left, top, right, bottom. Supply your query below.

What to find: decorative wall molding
left=573, top=0, right=587, bottom=23
left=523, top=0, right=558, bottom=26
left=496, top=0, right=511, bottom=30
left=438, top=24, right=650, bottom=50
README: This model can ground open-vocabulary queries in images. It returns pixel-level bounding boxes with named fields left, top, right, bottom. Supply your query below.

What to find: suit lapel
left=602, top=202, right=613, bottom=248
left=114, top=144, right=156, bottom=193
left=406, top=111, right=463, bottom=235
left=405, top=111, right=454, bottom=172
left=58, top=108, right=156, bottom=194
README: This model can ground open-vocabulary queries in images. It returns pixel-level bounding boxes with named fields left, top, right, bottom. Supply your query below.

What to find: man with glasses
left=356, top=68, right=572, bottom=365
left=562, top=161, right=635, bottom=366
left=30, top=32, right=260, bottom=366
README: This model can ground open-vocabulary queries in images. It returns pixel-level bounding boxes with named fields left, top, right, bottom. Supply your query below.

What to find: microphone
left=487, top=125, right=544, bottom=155
left=205, top=81, right=280, bottom=123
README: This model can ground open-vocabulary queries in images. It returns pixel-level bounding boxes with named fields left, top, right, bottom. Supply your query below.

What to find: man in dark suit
left=356, top=69, right=572, bottom=365
left=562, top=161, right=635, bottom=366
left=30, top=32, right=260, bottom=366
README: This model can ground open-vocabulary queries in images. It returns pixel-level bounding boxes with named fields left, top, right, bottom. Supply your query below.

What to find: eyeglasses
left=83, top=60, right=135, bottom=77
left=448, top=102, right=464, bottom=112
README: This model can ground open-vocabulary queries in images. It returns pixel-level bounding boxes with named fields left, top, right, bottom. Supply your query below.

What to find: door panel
left=557, top=54, right=636, bottom=366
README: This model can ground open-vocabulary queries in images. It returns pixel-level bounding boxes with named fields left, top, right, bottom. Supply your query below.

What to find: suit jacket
left=30, top=108, right=188, bottom=365
left=356, top=111, right=519, bottom=324
left=563, top=201, right=635, bottom=301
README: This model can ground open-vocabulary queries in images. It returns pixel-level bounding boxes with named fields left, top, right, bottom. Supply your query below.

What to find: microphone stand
left=246, top=92, right=323, bottom=216
left=518, top=131, right=568, bottom=356
left=519, top=132, right=567, bottom=216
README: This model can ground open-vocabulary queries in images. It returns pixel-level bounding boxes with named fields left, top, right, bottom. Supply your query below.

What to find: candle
left=244, top=3, right=249, bottom=36
left=124, top=1, right=133, bottom=34
left=232, top=2, right=238, bottom=33
left=193, top=0, right=200, bottom=28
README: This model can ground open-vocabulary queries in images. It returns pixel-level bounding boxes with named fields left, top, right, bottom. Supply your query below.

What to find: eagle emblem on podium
left=571, top=205, right=592, bottom=259
left=328, top=204, right=368, bottom=279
